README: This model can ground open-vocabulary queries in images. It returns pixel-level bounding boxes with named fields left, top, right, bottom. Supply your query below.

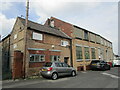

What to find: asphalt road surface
left=2, top=67, right=119, bottom=88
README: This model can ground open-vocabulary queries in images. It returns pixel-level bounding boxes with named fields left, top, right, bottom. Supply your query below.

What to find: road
left=2, top=67, right=119, bottom=88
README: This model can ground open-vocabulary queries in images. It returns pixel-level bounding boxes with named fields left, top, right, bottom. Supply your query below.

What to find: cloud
left=0, top=2, right=13, bottom=11
left=30, top=1, right=118, bottom=54
left=0, top=13, right=15, bottom=38
left=0, top=1, right=118, bottom=54
left=30, top=1, right=102, bottom=24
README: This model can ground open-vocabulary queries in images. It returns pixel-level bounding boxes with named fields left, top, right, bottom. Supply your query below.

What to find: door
left=64, top=57, right=69, bottom=64
left=12, top=51, right=23, bottom=79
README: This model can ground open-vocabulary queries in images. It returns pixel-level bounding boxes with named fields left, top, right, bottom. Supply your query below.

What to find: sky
left=0, top=0, right=119, bottom=55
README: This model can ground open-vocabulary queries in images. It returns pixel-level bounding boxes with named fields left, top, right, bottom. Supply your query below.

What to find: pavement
left=2, top=67, right=120, bottom=88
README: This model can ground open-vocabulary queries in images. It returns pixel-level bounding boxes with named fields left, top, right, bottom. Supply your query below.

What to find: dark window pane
left=76, top=46, right=83, bottom=60
left=91, top=48, right=96, bottom=59
left=84, top=47, right=90, bottom=59
left=35, top=55, right=39, bottom=62
left=30, top=55, right=34, bottom=62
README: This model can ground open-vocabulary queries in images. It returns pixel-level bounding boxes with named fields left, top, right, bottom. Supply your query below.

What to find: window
left=73, top=27, right=83, bottom=39
left=50, top=20, right=54, bottom=27
left=13, top=44, right=17, bottom=49
left=98, top=48, right=101, bottom=59
left=35, top=55, right=39, bottom=62
left=33, top=32, right=43, bottom=40
left=61, top=40, right=69, bottom=46
left=101, top=38, right=104, bottom=45
left=96, top=35, right=101, bottom=44
left=110, top=43, right=112, bottom=48
left=50, top=55, right=60, bottom=61
left=44, top=62, right=52, bottom=67
left=104, top=40, right=107, bottom=46
left=55, top=63, right=61, bottom=67
left=90, top=33, right=95, bottom=42
left=84, top=47, right=90, bottom=59
left=30, top=54, right=45, bottom=62
left=91, top=48, right=96, bottom=59
left=84, top=31, right=88, bottom=40
left=30, top=55, right=34, bottom=62
left=76, top=46, right=83, bottom=60
left=61, top=63, right=69, bottom=67
left=14, top=34, right=17, bottom=39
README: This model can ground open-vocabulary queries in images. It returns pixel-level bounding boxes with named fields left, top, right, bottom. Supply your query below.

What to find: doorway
left=64, top=57, right=69, bottom=64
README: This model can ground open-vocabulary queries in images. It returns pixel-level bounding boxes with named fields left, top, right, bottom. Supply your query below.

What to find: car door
left=62, top=63, right=72, bottom=75
left=54, top=62, right=64, bottom=76
left=56, top=62, right=68, bottom=76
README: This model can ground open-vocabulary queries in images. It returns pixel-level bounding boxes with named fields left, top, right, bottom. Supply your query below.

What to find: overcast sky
left=0, top=0, right=118, bottom=55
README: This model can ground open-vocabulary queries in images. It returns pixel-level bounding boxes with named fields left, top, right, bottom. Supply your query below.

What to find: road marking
left=81, top=72, right=87, bottom=73
left=46, top=78, right=70, bottom=83
left=101, top=72, right=120, bottom=79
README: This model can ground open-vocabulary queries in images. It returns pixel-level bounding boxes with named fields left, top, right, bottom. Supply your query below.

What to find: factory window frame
left=76, top=46, right=83, bottom=60
left=84, top=47, right=90, bottom=60
left=91, top=48, right=96, bottom=59
left=29, top=54, right=45, bottom=62
left=84, top=31, right=88, bottom=40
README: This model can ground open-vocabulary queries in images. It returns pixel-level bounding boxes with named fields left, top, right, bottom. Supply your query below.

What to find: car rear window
left=91, top=60, right=100, bottom=64
left=44, top=62, right=52, bottom=67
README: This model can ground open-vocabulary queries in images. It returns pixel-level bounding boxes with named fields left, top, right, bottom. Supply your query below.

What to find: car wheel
left=51, top=73, right=58, bottom=80
left=71, top=71, right=76, bottom=77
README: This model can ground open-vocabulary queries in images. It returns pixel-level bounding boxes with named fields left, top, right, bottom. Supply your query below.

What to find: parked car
left=113, top=59, right=120, bottom=67
left=90, top=60, right=111, bottom=71
left=107, top=62, right=113, bottom=67
left=40, top=61, right=77, bottom=80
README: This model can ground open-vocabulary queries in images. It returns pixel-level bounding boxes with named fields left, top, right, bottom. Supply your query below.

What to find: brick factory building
left=1, top=16, right=114, bottom=79
left=44, top=17, right=114, bottom=71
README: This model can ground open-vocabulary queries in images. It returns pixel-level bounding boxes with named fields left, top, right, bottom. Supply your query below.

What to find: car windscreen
left=44, top=62, right=52, bottom=67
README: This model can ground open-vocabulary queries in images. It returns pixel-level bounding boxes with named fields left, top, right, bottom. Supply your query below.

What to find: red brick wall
left=29, top=62, right=45, bottom=68
left=28, top=50, right=60, bottom=68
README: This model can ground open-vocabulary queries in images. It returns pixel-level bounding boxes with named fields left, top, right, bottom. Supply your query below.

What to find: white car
left=113, top=59, right=120, bottom=66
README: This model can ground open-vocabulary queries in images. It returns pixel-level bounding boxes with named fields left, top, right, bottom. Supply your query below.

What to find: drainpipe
left=70, top=39, right=73, bottom=67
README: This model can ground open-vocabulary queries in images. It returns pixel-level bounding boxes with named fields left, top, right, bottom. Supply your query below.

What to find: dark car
left=90, top=60, right=111, bottom=71
left=40, top=61, right=77, bottom=80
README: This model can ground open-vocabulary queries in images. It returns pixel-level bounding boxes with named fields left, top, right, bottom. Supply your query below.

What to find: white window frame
left=29, top=54, right=45, bottom=62
left=13, top=44, right=17, bottom=49
left=50, top=55, right=60, bottom=62
left=32, top=32, right=43, bottom=40
left=14, top=34, right=17, bottom=39
left=61, top=40, right=69, bottom=46
left=50, top=20, right=54, bottom=27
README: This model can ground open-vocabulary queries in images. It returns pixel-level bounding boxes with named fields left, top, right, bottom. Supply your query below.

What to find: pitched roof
left=18, top=17, right=71, bottom=39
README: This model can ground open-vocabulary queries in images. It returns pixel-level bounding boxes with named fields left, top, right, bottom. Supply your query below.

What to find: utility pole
left=23, top=0, right=29, bottom=79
